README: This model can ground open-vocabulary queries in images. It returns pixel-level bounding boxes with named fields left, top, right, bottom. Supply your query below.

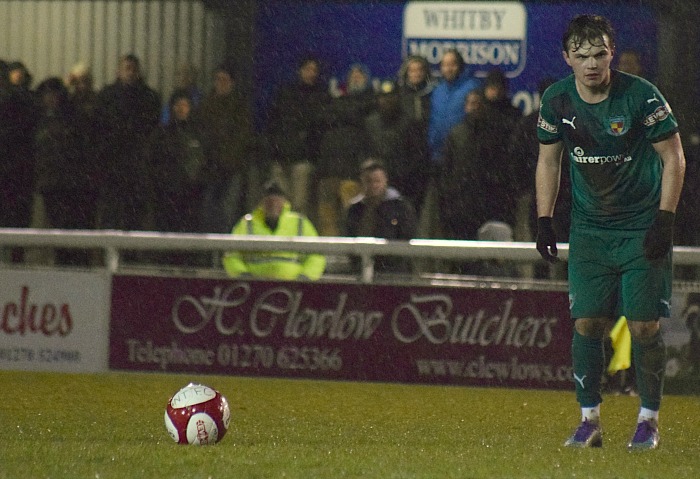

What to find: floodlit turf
left=0, top=371, right=699, bottom=478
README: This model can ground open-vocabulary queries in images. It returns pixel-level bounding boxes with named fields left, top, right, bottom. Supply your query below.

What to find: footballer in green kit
left=535, top=15, right=686, bottom=450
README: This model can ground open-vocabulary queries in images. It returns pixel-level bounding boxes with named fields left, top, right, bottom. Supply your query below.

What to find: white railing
left=2, top=228, right=700, bottom=284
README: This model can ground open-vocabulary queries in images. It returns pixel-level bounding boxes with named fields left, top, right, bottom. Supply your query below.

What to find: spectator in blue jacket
left=420, top=48, right=480, bottom=241
left=427, top=48, right=481, bottom=169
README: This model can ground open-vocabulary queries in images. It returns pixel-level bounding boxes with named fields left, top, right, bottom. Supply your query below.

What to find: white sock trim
left=581, top=405, right=601, bottom=422
left=639, top=407, right=659, bottom=423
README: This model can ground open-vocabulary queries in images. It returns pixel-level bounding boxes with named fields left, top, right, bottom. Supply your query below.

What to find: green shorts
left=568, top=229, right=672, bottom=321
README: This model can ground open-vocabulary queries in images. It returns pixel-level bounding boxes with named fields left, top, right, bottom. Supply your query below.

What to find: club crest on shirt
left=607, top=116, right=629, bottom=136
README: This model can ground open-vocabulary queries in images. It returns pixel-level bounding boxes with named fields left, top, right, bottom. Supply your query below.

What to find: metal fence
left=3, top=228, right=700, bottom=287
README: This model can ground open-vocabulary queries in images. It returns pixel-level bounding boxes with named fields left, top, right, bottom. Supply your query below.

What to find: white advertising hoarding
left=403, top=1, right=528, bottom=77
left=0, top=268, right=110, bottom=373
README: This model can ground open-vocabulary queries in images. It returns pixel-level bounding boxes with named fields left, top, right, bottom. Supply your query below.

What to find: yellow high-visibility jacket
left=222, top=202, right=326, bottom=280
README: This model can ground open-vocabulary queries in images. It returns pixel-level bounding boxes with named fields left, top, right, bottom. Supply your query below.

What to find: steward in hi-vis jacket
left=222, top=181, right=326, bottom=280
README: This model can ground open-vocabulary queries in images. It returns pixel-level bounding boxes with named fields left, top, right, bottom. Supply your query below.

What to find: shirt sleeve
left=640, top=82, right=679, bottom=142
left=536, top=87, right=561, bottom=145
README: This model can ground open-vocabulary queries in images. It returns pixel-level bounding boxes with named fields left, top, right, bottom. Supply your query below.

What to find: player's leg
left=565, top=230, right=619, bottom=447
left=621, top=236, right=671, bottom=450
left=564, top=317, right=609, bottom=447
left=572, top=318, right=609, bottom=409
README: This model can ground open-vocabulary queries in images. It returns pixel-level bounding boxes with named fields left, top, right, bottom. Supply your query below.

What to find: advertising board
left=110, top=275, right=575, bottom=389
left=0, top=269, right=111, bottom=373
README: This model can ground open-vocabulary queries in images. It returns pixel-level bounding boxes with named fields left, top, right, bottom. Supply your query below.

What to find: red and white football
left=164, top=383, right=231, bottom=445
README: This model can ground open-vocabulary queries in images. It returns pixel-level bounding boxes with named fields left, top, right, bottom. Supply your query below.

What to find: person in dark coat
left=94, top=54, right=161, bottom=232
left=146, top=89, right=205, bottom=235
left=396, top=55, right=434, bottom=213
left=345, top=159, right=417, bottom=275
left=440, top=88, right=519, bottom=242
left=0, top=60, right=38, bottom=263
left=195, top=61, right=253, bottom=233
left=316, top=63, right=375, bottom=236
left=483, top=68, right=522, bottom=122
left=34, top=77, right=97, bottom=266
left=145, top=89, right=207, bottom=266
left=364, top=80, right=427, bottom=213
left=266, top=55, right=331, bottom=218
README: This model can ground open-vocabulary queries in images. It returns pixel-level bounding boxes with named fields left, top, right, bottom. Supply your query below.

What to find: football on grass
left=164, top=383, right=231, bottom=445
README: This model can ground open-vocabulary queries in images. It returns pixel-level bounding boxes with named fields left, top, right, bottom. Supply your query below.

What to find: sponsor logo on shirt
left=562, top=116, right=576, bottom=129
left=537, top=114, right=557, bottom=134
left=571, top=146, right=631, bottom=165
left=643, top=104, right=671, bottom=127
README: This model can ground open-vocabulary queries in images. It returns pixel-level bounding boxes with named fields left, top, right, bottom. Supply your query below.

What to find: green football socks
left=572, top=329, right=605, bottom=408
left=632, top=331, right=666, bottom=411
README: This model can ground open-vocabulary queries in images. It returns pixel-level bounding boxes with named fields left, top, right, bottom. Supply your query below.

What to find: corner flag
left=608, top=316, right=632, bottom=373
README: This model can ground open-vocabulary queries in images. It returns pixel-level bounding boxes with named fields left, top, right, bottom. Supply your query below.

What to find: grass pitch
left=0, top=371, right=699, bottom=478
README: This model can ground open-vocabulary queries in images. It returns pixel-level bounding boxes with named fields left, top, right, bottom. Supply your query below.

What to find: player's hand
left=536, top=217, right=559, bottom=263
left=643, top=210, right=675, bottom=260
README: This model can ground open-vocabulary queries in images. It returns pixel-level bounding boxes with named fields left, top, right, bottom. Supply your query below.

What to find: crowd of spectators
left=1, top=49, right=697, bottom=279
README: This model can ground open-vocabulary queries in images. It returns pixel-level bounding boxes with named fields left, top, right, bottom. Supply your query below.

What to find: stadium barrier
left=0, top=227, right=562, bottom=282
left=2, top=228, right=700, bottom=393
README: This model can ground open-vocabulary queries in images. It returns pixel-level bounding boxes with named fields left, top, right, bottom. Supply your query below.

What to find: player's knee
left=628, top=320, right=660, bottom=342
left=574, top=317, right=609, bottom=338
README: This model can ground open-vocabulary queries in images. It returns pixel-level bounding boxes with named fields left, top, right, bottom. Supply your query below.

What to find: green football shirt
left=537, top=71, right=678, bottom=233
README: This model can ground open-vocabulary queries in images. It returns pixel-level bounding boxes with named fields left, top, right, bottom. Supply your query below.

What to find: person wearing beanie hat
left=483, top=67, right=521, bottom=121
left=34, top=76, right=95, bottom=266
left=262, top=180, right=287, bottom=198
left=160, top=62, right=203, bottom=125
left=222, top=180, right=326, bottom=281
left=0, top=58, right=37, bottom=264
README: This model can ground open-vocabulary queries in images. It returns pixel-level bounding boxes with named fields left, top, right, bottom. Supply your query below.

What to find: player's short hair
left=562, top=14, right=616, bottom=53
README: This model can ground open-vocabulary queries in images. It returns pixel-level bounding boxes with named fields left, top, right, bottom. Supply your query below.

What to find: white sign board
left=403, top=1, right=528, bottom=77
left=0, top=269, right=110, bottom=373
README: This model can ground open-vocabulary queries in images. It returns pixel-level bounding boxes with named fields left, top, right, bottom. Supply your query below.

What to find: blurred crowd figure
left=345, top=159, right=417, bottom=276
left=315, top=63, right=375, bottom=236
left=94, top=54, right=161, bottom=234
left=420, top=49, right=481, bottom=242
left=266, top=55, right=330, bottom=220
left=2, top=48, right=699, bottom=280
left=195, top=61, right=254, bottom=235
left=147, top=89, right=205, bottom=235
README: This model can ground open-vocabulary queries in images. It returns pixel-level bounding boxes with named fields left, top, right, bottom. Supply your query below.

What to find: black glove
left=536, top=217, right=558, bottom=263
left=643, top=210, right=675, bottom=260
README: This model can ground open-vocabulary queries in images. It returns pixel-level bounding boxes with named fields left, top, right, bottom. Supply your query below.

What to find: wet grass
left=0, top=370, right=698, bottom=478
